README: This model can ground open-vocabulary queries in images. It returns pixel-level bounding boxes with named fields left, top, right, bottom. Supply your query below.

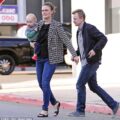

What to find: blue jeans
left=36, top=58, right=57, bottom=111
left=76, top=62, right=117, bottom=113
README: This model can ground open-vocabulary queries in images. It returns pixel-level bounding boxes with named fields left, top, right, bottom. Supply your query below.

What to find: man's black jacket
left=76, top=22, right=107, bottom=63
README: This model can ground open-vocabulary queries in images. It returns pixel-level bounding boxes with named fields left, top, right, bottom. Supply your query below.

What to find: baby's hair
left=26, top=13, right=37, bottom=22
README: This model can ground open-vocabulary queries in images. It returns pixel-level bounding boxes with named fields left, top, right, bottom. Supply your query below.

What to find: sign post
left=0, top=5, right=18, bottom=23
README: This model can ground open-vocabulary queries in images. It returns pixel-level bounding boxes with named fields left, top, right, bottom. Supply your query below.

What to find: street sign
left=0, top=5, right=18, bottom=23
left=0, top=0, right=5, bottom=5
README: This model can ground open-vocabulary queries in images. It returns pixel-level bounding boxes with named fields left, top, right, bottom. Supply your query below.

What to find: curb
left=0, top=94, right=120, bottom=116
left=12, top=67, right=72, bottom=75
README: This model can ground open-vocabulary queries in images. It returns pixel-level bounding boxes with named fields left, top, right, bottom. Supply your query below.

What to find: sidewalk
left=0, top=71, right=120, bottom=118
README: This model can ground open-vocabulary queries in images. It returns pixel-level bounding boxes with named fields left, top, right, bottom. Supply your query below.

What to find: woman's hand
left=71, top=56, right=79, bottom=64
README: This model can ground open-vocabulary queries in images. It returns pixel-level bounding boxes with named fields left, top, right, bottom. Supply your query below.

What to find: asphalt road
left=0, top=70, right=120, bottom=120
left=0, top=101, right=119, bottom=120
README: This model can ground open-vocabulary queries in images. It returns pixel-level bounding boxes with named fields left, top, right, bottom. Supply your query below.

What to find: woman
left=36, top=2, right=78, bottom=117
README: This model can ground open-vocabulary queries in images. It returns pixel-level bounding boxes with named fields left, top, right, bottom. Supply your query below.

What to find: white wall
left=71, top=0, right=105, bottom=51
left=112, top=0, right=120, bottom=8
left=72, top=0, right=105, bottom=33
left=98, top=33, right=120, bottom=86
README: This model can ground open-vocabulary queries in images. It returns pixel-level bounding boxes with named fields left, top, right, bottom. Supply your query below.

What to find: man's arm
left=88, top=25, right=107, bottom=53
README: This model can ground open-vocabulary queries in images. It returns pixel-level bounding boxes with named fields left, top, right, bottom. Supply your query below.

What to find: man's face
left=73, top=13, right=83, bottom=26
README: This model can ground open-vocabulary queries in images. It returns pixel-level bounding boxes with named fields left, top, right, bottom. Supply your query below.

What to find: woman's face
left=42, top=5, right=53, bottom=20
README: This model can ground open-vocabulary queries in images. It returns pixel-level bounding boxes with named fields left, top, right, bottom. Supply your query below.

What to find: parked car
left=0, top=36, right=34, bottom=75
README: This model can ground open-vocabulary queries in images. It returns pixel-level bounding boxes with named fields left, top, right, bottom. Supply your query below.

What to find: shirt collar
left=78, top=22, right=84, bottom=31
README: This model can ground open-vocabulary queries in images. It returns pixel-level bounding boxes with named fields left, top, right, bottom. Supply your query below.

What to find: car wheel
left=0, top=55, right=15, bottom=75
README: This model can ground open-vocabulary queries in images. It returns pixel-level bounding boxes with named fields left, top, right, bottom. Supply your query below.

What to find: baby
left=25, top=13, right=39, bottom=61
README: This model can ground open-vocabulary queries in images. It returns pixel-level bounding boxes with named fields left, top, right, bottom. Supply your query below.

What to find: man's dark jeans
left=76, top=62, right=117, bottom=113
left=36, top=58, right=57, bottom=111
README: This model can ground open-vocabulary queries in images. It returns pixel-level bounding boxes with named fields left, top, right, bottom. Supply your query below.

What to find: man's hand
left=88, top=49, right=96, bottom=58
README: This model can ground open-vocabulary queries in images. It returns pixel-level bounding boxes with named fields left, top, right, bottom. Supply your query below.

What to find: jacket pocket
left=86, top=51, right=101, bottom=63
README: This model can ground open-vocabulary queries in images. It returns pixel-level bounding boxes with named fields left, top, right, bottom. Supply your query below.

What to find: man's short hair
left=72, top=9, right=86, bottom=20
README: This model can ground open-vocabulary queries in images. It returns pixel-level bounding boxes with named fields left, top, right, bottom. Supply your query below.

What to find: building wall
left=0, top=0, right=71, bottom=36
left=2, top=0, right=17, bottom=4
left=26, top=0, right=42, bottom=21
left=71, top=0, right=105, bottom=50
left=106, top=0, right=120, bottom=34
left=26, top=0, right=71, bottom=24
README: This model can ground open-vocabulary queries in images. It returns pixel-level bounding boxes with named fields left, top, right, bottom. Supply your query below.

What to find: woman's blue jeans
left=36, top=59, right=57, bottom=111
left=76, top=62, right=117, bottom=113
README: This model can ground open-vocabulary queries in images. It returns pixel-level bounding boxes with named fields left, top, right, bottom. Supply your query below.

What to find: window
left=105, top=0, right=120, bottom=34
left=3, top=0, right=17, bottom=5
left=26, top=0, right=42, bottom=21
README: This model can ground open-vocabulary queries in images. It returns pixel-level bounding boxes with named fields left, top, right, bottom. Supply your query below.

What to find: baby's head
left=26, top=13, right=37, bottom=27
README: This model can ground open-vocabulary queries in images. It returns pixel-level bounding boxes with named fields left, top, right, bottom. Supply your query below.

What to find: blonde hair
left=72, top=9, right=86, bottom=20
left=26, top=13, right=37, bottom=22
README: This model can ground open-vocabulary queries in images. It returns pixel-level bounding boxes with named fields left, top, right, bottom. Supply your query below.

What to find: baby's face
left=26, top=17, right=36, bottom=27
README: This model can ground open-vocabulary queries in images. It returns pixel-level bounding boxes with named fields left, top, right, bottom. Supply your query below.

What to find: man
left=69, top=9, right=119, bottom=117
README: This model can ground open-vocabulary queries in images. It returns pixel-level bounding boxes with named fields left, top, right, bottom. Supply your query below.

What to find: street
left=0, top=70, right=120, bottom=104
left=0, top=68, right=120, bottom=120
left=0, top=101, right=120, bottom=120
